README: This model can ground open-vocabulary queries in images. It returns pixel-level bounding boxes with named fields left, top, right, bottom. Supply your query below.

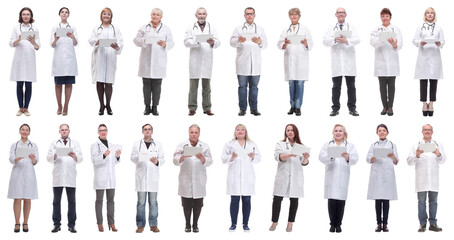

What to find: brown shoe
left=203, top=110, right=214, bottom=116
left=189, top=110, right=196, bottom=116
left=150, top=226, right=160, bottom=233
left=136, top=226, right=144, bottom=233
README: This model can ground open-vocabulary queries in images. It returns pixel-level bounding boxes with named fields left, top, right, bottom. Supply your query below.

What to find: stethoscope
left=333, top=22, right=349, bottom=31
left=146, top=22, right=163, bottom=33
left=14, top=140, right=33, bottom=153
left=421, top=22, right=435, bottom=36
left=56, top=138, right=72, bottom=148
left=242, top=22, right=257, bottom=33
left=287, top=23, right=300, bottom=35
left=378, top=26, right=395, bottom=33
left=20, top=23, right=34, bottom=32
left=419, top=140, right=439, bottom=147
left=373, top=140, right=394, bottom=151
left=139, top=139, right=156, bottom=152
left=97, top=24, right=116, bottom=37
left=193, top=22, right=211, bottom=34
left=329, top=140, right=348, bottom=146
left=184, top=142, right=202, bottom=148
left=59, top=22, right=71, bottom=28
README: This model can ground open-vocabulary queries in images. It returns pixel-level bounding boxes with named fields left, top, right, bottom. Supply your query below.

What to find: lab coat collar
left=186, top=139, right=201, bottom=147
left=143, top=138, right=155, bottom=144
left=421, top=138, right=433, bottom=143
left=19, top=139, right=32, bottom=145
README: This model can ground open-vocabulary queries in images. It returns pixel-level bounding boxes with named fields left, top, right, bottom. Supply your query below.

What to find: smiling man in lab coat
left=323, top=7, right=360, bottom=117
left=184, top=7, right=220, bottom=116
left=407, top=124, right=446, bottom=232
left=47, top=124, right=83, bottom=233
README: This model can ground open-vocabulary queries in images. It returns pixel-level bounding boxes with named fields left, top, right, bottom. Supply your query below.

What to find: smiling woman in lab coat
left=413, top=7, right=444, bottom=117
left=370, top=8, right=402, bottom=116
left=319, top=124, right=358, bottom=233
left=269, top=124, right=309, bottom=232
left=10, top=7, right=40, bottom=117
left=89, top=8, right=124, bottom=116
left=277, top=8, right=313, bottom=116
left=221, top=124, right=261, bottom=232
left=366, top=124, right=398, bottom=232
left=8, top=124, right=39, bottom=233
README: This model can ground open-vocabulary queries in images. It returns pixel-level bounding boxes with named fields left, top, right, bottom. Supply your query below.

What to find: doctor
left=91, top=124, right=122, bottom=232
left=370, top=8, right=403, bottom=116
left=407, top=124, right=446, bottom=232
left=221, top=124, right=261, bottom=232
left=278, top=8, right=313, bottom=116
left=184, top=7, right=220, bottom=116
left=89, top=7, right=124, bottom=116
left=366, top=124, right=398, bottom=232
left=47, top=124, right=83, bottom=233
left=8, top=124, right=39, bottom=233
left=130, top=124, right=165, bottom=233
left=413, top=7, right=444, bottom=117
left=323, top=7, right=360, bottom=117
left=51, top=7, right=78, bottom=116
left=173, top=124, right=213, bottom=233
left=230, top=7, right=267, bottom=116
left=269, top=124, right=309, bottom=232
left=134, top=8, right=174, bottom=116
left=319, top=124, right=358, bottom=233
left=10, top=7, right=40, bottom=117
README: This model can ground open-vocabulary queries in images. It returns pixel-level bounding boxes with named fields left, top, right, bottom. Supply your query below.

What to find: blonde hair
left=100, top=7, right=113, bottom=24
left=424, top=7, right=437, bottom=22
left=332, top=124, right=348, bottom=140
left=288, top=8, right=301, bottom=17
left=233, top=124, right=251, bottom=142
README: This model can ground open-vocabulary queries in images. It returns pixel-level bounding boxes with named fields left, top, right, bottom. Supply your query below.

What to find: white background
left=0, top=0, right=452, bottom=240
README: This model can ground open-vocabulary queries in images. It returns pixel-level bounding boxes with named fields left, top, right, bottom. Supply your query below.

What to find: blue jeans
left=16, top=81, right=32, bottom=108
left=417, top=191, right=438, bottom=225
left=136, top=192, right=158, bottom=227
left=230, top=196, right=251, bottom=225
left=237, top=75, right=260, bottom=111
left=289, top=80, right=305, bottom=109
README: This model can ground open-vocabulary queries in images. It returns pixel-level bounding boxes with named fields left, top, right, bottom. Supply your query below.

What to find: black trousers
left=378, top=76, right=396, bottom=108
left=181, top=197, right=203, bottom=228
left=271, top=196, right=299, bottom=222
left=331, top=76, right=356, bottom=111
left=420, top=79, right=438, bottom=102
left=375, top=199, right=390, bottom=225
left=143, top=78, right=162, bottom=107
left=53, top=187, right=76, bottom=228
left=328, top=199, right=345, bottom=227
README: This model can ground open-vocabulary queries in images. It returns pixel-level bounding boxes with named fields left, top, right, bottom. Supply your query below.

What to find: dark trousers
left=53, top=187, right=76, bottom=228
left=16, top=81, right=32, bottom=108
left=331, top=76, right=356, bottom=111
left=375, top=199, right=390, bottom=225
left=95, top=189, right=115, bottom=225
left=143, top=78, right=162, bottom=106
left=420, top=79, right=438, bottom=102
left=230, top=196, right=251, bottom=225
left=271, top=196, right=299, bottom=222
left=328, top=199, right=346, bottom=227
left=181, top=197, right=203, bottom=228
left=378, top=77, right=396, bottom=108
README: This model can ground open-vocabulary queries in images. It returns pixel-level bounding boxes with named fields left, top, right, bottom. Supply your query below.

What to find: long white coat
left=323, top=22, right=360, bottom=77
left=319, top=140, right=358, bottom=200
left=131, top=139, right=165, bottom=192
left=8, top=140, right=39, bottom=199
left=413, top=23, right=444, bottom=79
left=133, top=23, right=174, bottom=79
left=47, top=138, right=83, bottom=187
left=273, top=141, right=306, bottom=198
left=184, top=22, right=220, bottom=79
left=230, top=23, right=267, bottom=75
left=50, top=23, right=78, bottom=76
left=88, top=25, right=124, bottom=84
left=221, top=140, right=261, bottom=196
left=370, top=24, right=403, bottom=77
left=366, top=139, right=398, bottom=200
left=9, top=24, right=40, bottom=82
left=277, top=24, right=313, bottom=80
left=173, top=140, right=212, bottom=198
left=91, top=139, right=120, bottom=190
left=407, top=139, right=447, bottom=192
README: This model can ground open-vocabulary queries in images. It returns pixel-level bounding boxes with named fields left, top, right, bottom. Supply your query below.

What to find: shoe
left=204, top=110, right=214, bottom=116
left=243, top=224, right=250, bottom=232
left=329, top=225, right=335, bottom=232
left=287, top=108, right=295, bottom=115
left=286, top=223, right=293, bottom=232
left=335, top=225, right=342, bottom=233
left=23, top=109, right=31, bottom=116
left=150, top=226, right=160, bottom=232
left=330, top=110, right=339, bottom=116
left=375, top=224, right=382, bottom=232
left=144, top=105, right=151, bottom=115
left=189, top=110, right=196, bottom=116
left=349, top=109, right=359, bottom=116
left=428, top=102, right=434, bottom=117
left=51, top=226, right=61, bottom=233
left=16, top=109, right=24, bottom=116
left=428, top=111, right=434, bottom=117
left=98, top=224, right=104, bottom=232
left=57, top=110, right=62, bottom=115
left=14, top=224, right=20, bottom=233
left=269, top=222, right=277, bottom=231
left=108, top=224, right=118, bottom=232
left=429, top=224, right=442, bottom=232
left=251, top=110, right=261, bottom=116
left=387, top=108, right=393, bottom=116
left=294, top=108, right=301, bottom=116
left=185, top=226, right=191, bottom=232
left=229, top=224, right=237, bottom=232
left=381, top=108, right=387, bottom=115
left=192, top=226, right=199, bottom=233
left=136, top=226, right=144, bottom=233
left=68, top=227, right=77, bottom=233
left=238, top=110, right=246, bottom=116
left=62, top=112, right=68, bottom=116
left=151, top=106, right=159, bottom=116
left=106, top=106, right=113, bottom=115
left=382, top=224, right=389, bottom=232
left=423, top=103, right=428, bottom=116
left=98, top=106, right=105, bottom=115
left=23, top=223, right=29, bottom=232
left=418, top=224, right=426, bottom=232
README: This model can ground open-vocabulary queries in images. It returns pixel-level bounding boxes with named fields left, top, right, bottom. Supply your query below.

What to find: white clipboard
left=56, top=28, right=73, bottom=38
left=290, top=143, right=310, bottom=156
left=195, top=34, right=213, bottom=43
left=183, top=147, right=203, bottom=156
left=287, top=35, right=305, bottom=44
left=327, top=146, right=347, bottom=158
left=422, top=38, right=439, bottom=44
left=145, top=36, right=165, bottom=45
left=110, top=144, right=122, bottom=154
left=98, top=38, right=116, bottom=47
left=379, top=32, right=396, bottom=42
left=139, top=153, right=157, bottom=162
left=21, top=31, right=39, bottom=40
left=334, top=30, right=352, bottom=38
left=418, top=143, right=437, bottom=153
left=233, top=146, right=249, bottom=158
left=241, top=33, right=259, bottom=41
left=373, top=148, right=392, bottom=158
left=57, top=147, right=73, bottom=157
left=16, top=148, right=34, bottom=158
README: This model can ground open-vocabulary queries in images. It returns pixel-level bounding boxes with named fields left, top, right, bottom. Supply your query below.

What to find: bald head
left=335, top=7, right=347, bottom=23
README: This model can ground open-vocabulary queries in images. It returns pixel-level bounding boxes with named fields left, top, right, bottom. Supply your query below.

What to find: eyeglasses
left=336, top=11, right=346, bottom=14
left=98, top=129, right=108, bottom=132
left=143, top=128, right=152, bottom=131
left=245, top=13, right=255, bottom=16
left=423, top=129, right=433, bottom=132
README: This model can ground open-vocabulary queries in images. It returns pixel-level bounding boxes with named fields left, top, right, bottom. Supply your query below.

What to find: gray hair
left=195, top=7, right=206, bottom=14
left=152, top=8, right=163, bottom=16
left=189, top=124, right=200, bottom=131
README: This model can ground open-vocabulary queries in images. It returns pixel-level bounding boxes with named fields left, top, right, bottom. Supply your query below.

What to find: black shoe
left=98, top=106, right=105, bottom=116
left=251, top=110, right=261, bottom=116
left=151, top=106, right=159, bottom=116
left=349, top=110, right=359, bottom=116
left=144, top=105, right=151, bottom=115
left=294, top=108, right=301, bottom=116
left=329, top=225, right=335, bottom=232
left=387, top=108, right=393, bottom=116
left=238, top=110, right=246, bottom=116
left=287, top=108, right=295, bottom=115
left=418, top=224, right=426, bottom=232
left=185, top=226, right=191, bottom=232
left=106, top=106, right=113, bottom=115
left=382, top=224, right=389, bottom=232
left=375, top=224, right=382, bottom=232
left=68, top=227, right=77, bottom=233
left=14, top=224, right=20, bottom=233
left=381, top=108, right=387, bottom=115
left=428, top=111, right=434, bottom=117
left=22, top=224, right=29, bottom=232
left=335, top=225, right=342, bottom=233
left=429, top=224, right=442, bottom=232
left=330, top=110, right=339, bottom=116
left=51, top=226, right=61, bottom=233
left=193, top=225, right=199, bottom=233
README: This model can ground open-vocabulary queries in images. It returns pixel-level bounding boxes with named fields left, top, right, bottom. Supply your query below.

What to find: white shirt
left=50, top=23, right=78, bottom=76
left=10, top=24, right=40, bottom=82
left=91, top=139, right=121, bottom=190
left=47, top=138, right=83, bottom=187
left=273, top=141, right=306, bottom=198
left=131, top=139, right=165, bottom=192
left=8, top=140, right=39, bottom=199
left=370, top=24, right=403, bottom=76
left=413, top=22, right=444, bottom=79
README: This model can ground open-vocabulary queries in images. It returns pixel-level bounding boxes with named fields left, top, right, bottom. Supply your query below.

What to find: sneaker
left=229, top=224, right=236, bottom=232
left=243, top=224, right=250, bottom=232
left=429, top=224, right=442, bottom=232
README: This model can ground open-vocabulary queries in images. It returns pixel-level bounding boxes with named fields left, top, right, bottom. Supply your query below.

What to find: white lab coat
left=413, top=23, right=444, bottom=79
left=319, top=140, right=358, bottom=200
left=133, top=23, right=174, bottom=79
left=131, top=139, right=165, bottom=192
left=323, top=22, right=360, bottom=77
left=230, top=23, right=267, bottom=75
left=173, top=140, right=213, bottom=198
left=273, top=141, right=306, bottom=198
left=50, top=23, right=78, bottom=76
left=9, top=24, right=40, bottom=82
left=47, top=138, right=83, bottom=187
left=277, top=24, right=313, bottom=80
left=407, top=139, right=447, bottom=192
left=91, top=139, right=120, bottom=190
left=184, top=22, right=220, bottom=79
left=8, top=140, right=39, bottom=199
left=366, top=139, right=398, bottom=200
left=370, top=24, right=403, bottom=77
left=221, top=140, right=261, bottom=195
left=88, top=24, right=124, bottom=84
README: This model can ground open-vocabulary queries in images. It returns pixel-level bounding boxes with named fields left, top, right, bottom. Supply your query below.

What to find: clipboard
left=21, top=31, right=39, bottom=40
left=327, top=146, right=347, bottom=158
left=110, top=144, right=123, bottom=154
left=334, top=30, right=352, bottom=38
left=98, top=38, right=116, bottom=47
left=183, top=147, right=203, bottom=156
left=373, top=148, right=392, bottom=158
left=379, top=32, right=396, bottom=42
left=57, top=147, right=73, bottom=157
left=287, top=35, right=305, bottom=44
left=418, top=143, right=437, bottom=153
left=290, top=143, right=310, bottom=156
left=241, top=33, right=259, bottom=41
left=233, top=146, right=249, bottom=158
left=56, top=28, right=73, bottom=38
left=145, top=36, right=165, bottom=45
left=195, top=34, right=213, bottom=43
left=139, top=153, right=157, bottom=162
left=16, top=147, right=34, bottom=158
left=422, top=38, right=439, bottom=44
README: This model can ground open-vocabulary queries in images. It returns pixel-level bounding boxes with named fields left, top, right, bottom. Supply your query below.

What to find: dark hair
left=19, top=123, right=31, bottom=131
left=18, top=7, right=34, bottom=23
left=244, top=7, right=255, bottom=13
left=142, top=124, right=153, bottom=131
left=376, top=124, right=389, bottom=133
left=380, top=8, right=392, bottom=17
left=59, top=124, right=70, bottom=130
left=98, top=124, right=107, bottom=130
left=282, top=124, right=302, bottom=144
left=59, top=7, right=70, bottom=15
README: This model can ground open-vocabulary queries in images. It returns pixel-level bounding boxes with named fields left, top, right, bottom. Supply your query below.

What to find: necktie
left=63, top=139, right=67, bottom=145
left=339, top=24, right=343, bottom=30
